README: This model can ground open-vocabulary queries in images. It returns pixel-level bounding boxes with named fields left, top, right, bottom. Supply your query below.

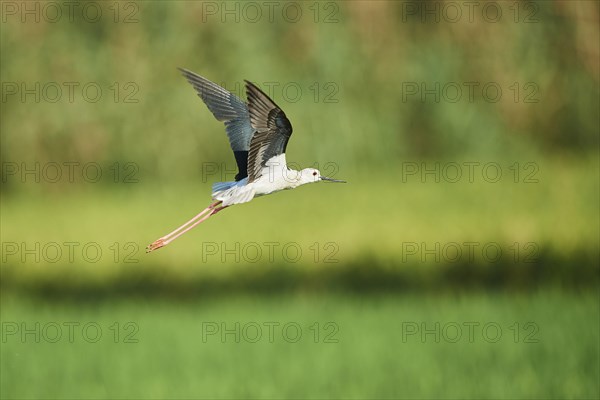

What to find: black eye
left=312, top=172, right=317, bottom=176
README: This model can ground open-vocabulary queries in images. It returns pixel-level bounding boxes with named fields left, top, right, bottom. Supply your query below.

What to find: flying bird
left=146, top=68, right=345, bottom=252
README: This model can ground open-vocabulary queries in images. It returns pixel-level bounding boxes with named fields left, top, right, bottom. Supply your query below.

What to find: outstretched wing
left=245, top=80, right=293, bottom=182
left=178, top=68, right=254, bottom=181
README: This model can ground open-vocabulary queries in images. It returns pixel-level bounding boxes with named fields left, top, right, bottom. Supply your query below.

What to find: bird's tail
left=212, top=184, right=255, bottom=206
left=211, top=181, right=238, bottom=197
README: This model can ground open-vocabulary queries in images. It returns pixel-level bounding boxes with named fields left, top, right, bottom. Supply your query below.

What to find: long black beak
left=321, top=176, right=347, bottom=183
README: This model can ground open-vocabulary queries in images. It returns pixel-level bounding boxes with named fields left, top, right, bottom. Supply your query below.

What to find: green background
left=1, top=1, right=598, bottom=399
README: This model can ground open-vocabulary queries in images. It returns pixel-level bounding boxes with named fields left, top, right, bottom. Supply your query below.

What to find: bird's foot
left=146, top=238, right=166, bottom=253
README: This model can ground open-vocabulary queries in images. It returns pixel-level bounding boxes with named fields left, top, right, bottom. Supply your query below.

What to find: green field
left=2, top=289, right=598, bottom=399
left=2, top=154, right=598, bottom=281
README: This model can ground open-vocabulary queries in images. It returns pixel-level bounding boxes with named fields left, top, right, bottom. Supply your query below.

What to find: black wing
left=245, top=80, right=293, bottom=182
left=178, top=68, right=254, bottom=181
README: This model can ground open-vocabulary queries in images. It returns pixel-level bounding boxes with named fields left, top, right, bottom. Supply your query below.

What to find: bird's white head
left=297, top=168, right=346, bottom=186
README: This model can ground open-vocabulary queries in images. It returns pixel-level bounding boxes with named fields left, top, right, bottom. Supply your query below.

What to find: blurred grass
left=2, top=289, right=598, bottom=399
left=1, top=153, right=598, bottom=293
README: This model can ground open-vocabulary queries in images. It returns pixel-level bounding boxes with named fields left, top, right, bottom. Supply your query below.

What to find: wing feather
left=178, top=68, right=254, bottom=180
left=245, top=80, right=293, bottom=182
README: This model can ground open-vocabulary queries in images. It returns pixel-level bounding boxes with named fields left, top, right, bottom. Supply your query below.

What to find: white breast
left=253, top=154, right=300, bottom=195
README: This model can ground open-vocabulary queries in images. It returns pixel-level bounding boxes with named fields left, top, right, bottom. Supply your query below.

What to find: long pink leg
left=159, top=204, right=229, bottom=244
left=161, top=201, right=220, bottom=239
left=146, top=201, right=226, bottom=252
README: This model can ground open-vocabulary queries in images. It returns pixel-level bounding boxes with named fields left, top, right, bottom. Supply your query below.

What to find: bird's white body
left=212, top=154, right=320, bottom=206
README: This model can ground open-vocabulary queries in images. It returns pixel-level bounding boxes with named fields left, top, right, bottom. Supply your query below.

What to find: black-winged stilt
left=146, top=69, right=345, bottom=252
